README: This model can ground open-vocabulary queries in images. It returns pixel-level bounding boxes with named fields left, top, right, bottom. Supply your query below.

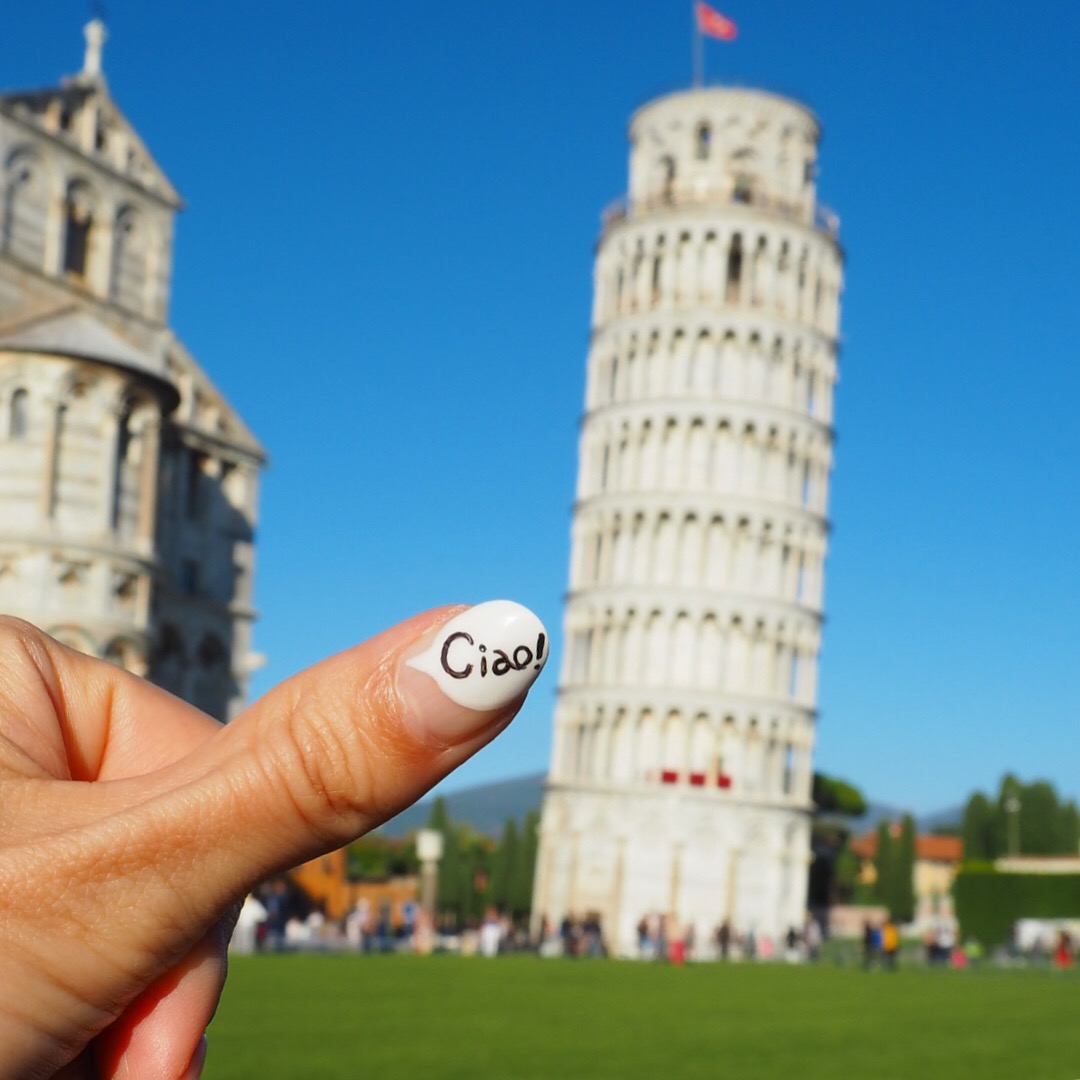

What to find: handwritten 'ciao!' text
left=440, top=631, right=546, bottom=680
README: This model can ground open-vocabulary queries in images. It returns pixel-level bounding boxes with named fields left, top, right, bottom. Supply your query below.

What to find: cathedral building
left=0, top=22, right=265, bottom=720
left=533, top=86, right=844, bottom=953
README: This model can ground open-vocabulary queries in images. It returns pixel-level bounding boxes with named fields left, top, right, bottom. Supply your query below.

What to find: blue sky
left=2, top=2, right=1078, bottom=814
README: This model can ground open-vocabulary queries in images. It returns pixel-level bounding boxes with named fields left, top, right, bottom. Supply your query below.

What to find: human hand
left=0, top=600, right=547, bottom=1079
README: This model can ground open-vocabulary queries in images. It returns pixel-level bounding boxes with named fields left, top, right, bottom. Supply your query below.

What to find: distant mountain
left=379, top=772, right=547, bottom=839
left=828, top=802, right=966, bottom=837
left=919, top=804, right=965, bottom=833
left=378, top=774, right=965, bottom=841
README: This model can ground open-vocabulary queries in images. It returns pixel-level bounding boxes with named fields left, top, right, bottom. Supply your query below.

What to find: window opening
left=63, top=186, right=93, bottom=278
left=8, top=389, right=28, bottom=440
left=695, top=123, right=712, bottom=160
left=725, top=233, right=743, bottom=302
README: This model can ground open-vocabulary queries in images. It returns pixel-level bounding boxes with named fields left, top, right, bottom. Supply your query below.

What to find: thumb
left=0, top=600, right=549, bottom=1076
left=119, top=600, right=547, bottom=943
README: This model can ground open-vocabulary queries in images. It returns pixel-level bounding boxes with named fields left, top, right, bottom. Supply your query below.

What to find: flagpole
left=692, top=5, right=704, bottom=87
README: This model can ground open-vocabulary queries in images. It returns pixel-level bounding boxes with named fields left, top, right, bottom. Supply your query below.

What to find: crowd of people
left=529, top=912, right=824, bottom=965
left=236, top=882, right=1079, bottom=974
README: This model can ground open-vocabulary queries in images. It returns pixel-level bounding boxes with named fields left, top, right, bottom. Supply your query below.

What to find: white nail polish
left=406, top=601, right=549, bottom=711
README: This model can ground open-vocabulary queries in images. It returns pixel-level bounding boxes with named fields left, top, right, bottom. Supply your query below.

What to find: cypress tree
left=873, top=821, right=893, bottom=909
left=513, top=809, right=540, bottom=919
left=892, top=814, right=917, bottom=924
left=426, top=797, right=461, bottom=920
left=491, top=819, right=519, bottom=912
left=962, top=792, right=995, bottom=861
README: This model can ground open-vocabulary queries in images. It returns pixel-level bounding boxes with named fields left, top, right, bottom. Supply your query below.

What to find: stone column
left=135, top=416, right=160, bottom=553
left=39, top=398, right=63, bottom=522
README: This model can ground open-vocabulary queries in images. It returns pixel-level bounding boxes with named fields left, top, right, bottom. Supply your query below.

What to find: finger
left=0, top=616, right=222, bottom=783
left=94, top=914, right=234, bottom=1080
left=0, top=600, right=548, bottom=1073
left=144, top=600, right=549, bottom=924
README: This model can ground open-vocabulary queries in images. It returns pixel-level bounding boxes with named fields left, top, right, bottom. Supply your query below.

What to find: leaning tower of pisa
left=532, top=87, right=843, bottom=955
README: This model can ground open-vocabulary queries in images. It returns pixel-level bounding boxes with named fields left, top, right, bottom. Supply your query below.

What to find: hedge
left=952, top=864, right=1080, bottom=945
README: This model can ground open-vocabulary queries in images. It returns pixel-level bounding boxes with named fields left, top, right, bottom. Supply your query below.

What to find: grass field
left=208, top=955, right=1079, bottom=1079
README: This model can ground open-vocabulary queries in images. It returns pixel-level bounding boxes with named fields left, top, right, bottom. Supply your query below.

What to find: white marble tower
left=532, top=87, right=843, bottom=954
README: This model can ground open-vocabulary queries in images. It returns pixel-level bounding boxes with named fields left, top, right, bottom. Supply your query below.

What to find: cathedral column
left=100, top=406, right=123, bottom=535
left=135, top=415, right=161, bottom=554
left=39, top=397, right=64, bottom=523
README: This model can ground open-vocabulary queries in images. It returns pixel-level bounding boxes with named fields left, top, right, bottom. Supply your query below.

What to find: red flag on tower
left=695, top=2, right=737, bottom=41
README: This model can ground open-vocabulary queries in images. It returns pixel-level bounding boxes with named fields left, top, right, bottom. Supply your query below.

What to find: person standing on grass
left=715, top=919, right=732, bottom=961
left=1053, top=931, right=1075, bottom=970
left=882, top=917, right=900, bottom=971
left=862, top=919, right=878, bottom=970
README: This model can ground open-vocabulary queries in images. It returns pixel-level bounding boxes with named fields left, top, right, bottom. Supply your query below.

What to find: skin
left=0, top=606, right=528, bottom=1080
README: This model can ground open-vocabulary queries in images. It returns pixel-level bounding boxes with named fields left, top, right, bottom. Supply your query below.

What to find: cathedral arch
left=695, top=122, right=712, bottom=161
left=62, top=177, right=99, bottom=282
left=104, top=635, right=146, bottom=677
left=47, top=623, right=98, bottom=657
left=110, top=204, right=151, bottom=312
left=7, top=387, right=29, bottom=441
left=2, top=147, right=48, bottom=268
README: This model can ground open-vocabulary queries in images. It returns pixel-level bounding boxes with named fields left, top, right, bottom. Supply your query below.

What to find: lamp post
left=416, top=828, right=444, bottom=919
left=414, top=828, right=444, bottom=956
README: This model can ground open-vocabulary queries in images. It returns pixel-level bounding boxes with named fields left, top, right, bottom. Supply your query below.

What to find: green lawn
left=208, top=955, right=1079, bottom=1079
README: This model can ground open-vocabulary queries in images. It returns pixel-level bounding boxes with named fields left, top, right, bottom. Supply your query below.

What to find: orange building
left=289, top=847, right=419, bottom=925
left=850, top=828, right=964, bottom=926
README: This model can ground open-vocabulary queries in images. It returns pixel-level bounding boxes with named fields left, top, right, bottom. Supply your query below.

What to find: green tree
left=1020, top=781, right=1061, bottom=856
left=962, top=776, right=1080, bottom=865
left=458, top=830, right=493, bottom=925
left=833, top=843, right=859, bottom=905
left=891, top=814, right=917, bottom=923
left=873, top=821, right=893, bottom=908
left=1061, top=802, right=1080, bottom=855
left=993, top=774, right=1022, bottom=857
left=427, top=798, right=462, bottom=919
left=812, top=773, right=868, bottom=817
left=962, top=792, right=996, bottom=861
left=490, top=818, right=519, bottom=912
left=512, top=809, right=540, bottom=919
